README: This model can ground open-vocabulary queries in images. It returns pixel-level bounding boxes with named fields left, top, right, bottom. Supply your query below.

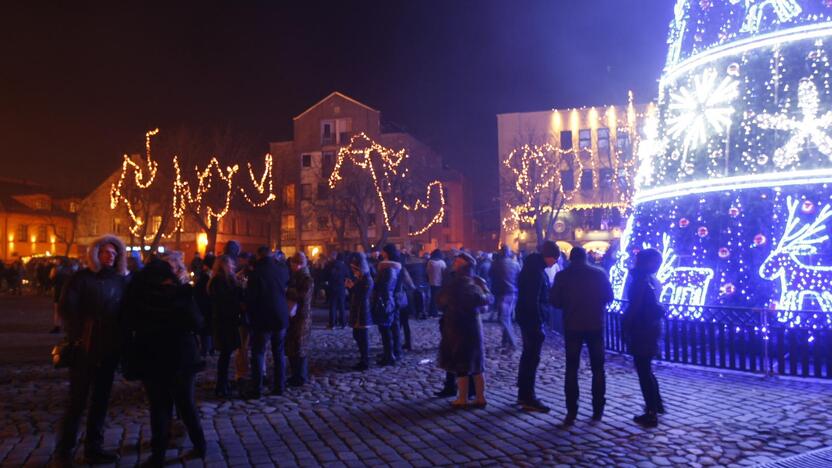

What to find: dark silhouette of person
left=516, top=251, right=554, bottom=412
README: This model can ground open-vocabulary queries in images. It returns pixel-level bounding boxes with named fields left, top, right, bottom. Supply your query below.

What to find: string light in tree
left=239, top=153, right=277, bottom=207
left=328, top=132, right=445, bottom=236
left=402, top=180, right=446, bottom=236
left=109, top=128, right=161, bottom=238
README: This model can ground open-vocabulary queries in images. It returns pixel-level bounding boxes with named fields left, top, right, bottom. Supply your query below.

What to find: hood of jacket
left=87, top=235, right=128, bottom=276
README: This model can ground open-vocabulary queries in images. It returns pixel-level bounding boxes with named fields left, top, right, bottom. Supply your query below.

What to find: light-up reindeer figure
left=730, top=0, right=802, bottom=34
left=608, top=217, right=634, bottom=313
left=656, top=233, right=715, bottom=319
left=759, top=196, right=832, bottom=325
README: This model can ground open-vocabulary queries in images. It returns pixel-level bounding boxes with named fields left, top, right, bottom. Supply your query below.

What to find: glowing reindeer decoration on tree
left=655, top=233, right=714, bottom=319
left=730, top=0, right=802, bottom=34
left=759, top=196, right=832, bottom=325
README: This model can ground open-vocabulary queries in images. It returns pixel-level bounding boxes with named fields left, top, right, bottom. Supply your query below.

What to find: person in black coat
left=54, top=235, right=129, bottom=466
left=328, top=253, right=349, bottom=329
left=623, top=248, right=666, bottom=427
left=208, top=255, right=242, bottom=398
left=550, top=247, right=613, bottom=424
left=346, top=252, right=374, bottom=370
left=245, top=246, right=290, bottom=397
left=121, top=254, right=206, bottom=467
left=515, top=253, right=552, bottom=413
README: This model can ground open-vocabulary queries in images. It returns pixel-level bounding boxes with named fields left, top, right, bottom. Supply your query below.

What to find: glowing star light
left=755, top=78, right=832, bottom=169
left=667, top=68, right=739, bottom=151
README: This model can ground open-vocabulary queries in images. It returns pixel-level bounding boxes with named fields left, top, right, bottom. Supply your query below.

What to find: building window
left=151, top=215, right=162, bottom=234
left=580, top=170, right=594, bottom=190
left=321, top=120, right=335, bottom=145
left=599, top=168, right=613, bottom=189
left=367, top=214, right=376, bottom=227
left=302, top=154, right=312, bottom=168
left=282, top=214, right=296, bottom=231
left=301, top=183, right=314, bottom=200
left=617, top=131, right=632, bottom=160
left=317, top=216, right=329, bottom=230
left=560, top=131, right=573, bottom=149
left=578, top=129, right=592, bottom=150
left=57, top=226, right=68, bottom=241
left=302, top=217, right=313, bottom=232
left=322, top=152, right=334, bottom=178
left=113, top=218, right=123, bottom=235
left=37, top=225, right=48, bottom=242
left=560, top=170, right=575, bottom=191
left=34, top=198, right=47, bottom=210
left=597, top=128, right=610, bottom=159
left=16, top=224, right=28, bottom=243
left=69, top=201, right=79, bottom=213
left=90, top=220, right=98, bottom=236
left=317, top=183, right=329, bottom=200
left=283, top=184, right=296, bottom=208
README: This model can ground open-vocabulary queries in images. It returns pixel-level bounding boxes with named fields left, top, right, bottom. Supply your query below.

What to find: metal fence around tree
left=605, top=300, right=832, bottom=379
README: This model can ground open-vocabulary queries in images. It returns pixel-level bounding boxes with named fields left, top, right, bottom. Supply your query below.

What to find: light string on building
left=328, top=132, right=446, bottom=236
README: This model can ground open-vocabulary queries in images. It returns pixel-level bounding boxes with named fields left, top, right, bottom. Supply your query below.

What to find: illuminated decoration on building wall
left=111, top=129, right=277, bottom=237
left=328, top=132, right=446, bottom=236
left=610, top=1, right=832, bottom=329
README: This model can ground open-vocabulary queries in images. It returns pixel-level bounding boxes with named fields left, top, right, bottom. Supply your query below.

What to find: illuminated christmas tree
left=615, top=0, right=832, bottom=327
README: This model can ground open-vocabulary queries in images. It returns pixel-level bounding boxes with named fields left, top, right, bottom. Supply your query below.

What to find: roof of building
left=293, top=91, right=379, bottom=121
left=0, top=179, right=74, bottom=216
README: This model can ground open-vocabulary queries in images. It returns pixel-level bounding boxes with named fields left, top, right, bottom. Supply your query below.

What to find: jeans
left=634, top=355, right=663, bottom=413
left=55, top=356, right=118, bottom=455
left=144, top=372, right=205, bottom=458
left=329, top=289, right=346, bottom=327
left=517, top=326, right=545, bottom=401
left=400, top=307, right=412, bottom=349
left=235, top=326, right=250, bottom=381
left=564, top=330, right=606, bottom=414
left=352, top=328, right=369, bottom=365
left=429, top=285, right=441, bottom=317
left=497, top=294, right=518, bottom=349
left=251, top=328, right=287, bottom=393
left=378, top=310, right=402, bottom=361
left=216, top=350, right=233, bottom=392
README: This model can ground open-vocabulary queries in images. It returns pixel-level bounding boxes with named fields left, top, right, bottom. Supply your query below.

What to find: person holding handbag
left=53, top=235, right=129, bottom=467
left=622, top=248, right=666, bottom=428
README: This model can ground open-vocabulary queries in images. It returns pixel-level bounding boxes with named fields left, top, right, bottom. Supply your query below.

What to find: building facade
left=270, top=91, right=469, bottom=257
left=497, top=100, right=651, bottom=257
left=0, top=179, right=80, bottom=263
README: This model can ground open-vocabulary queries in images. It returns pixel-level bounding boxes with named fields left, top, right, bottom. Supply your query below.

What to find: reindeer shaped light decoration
left=655, top=233, right=715, bottom=319
left=759, top=196, right=832, bottom=325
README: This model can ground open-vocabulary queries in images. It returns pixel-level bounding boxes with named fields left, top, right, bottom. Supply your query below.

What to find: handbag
left=51, top=338, right=81, bottom=369
left=287, top=300, right=298, bottom=318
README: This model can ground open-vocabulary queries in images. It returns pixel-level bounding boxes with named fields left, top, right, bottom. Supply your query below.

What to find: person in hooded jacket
left=208, top=255, right=242, bottom=398
left=373, top=244, right=404, bottom=365
left=327, top=253, right=349, bottom=329
left=286, top=252, right=315, bottom=386
left=515, top=252, right=553, bottom=413
left=346, top=252, right=374, bottom=370
left=121, top=252, right=206, bottom=466
left=53, top=235, right=129, bottom=467
left=622, top=248, right=666, bottom=428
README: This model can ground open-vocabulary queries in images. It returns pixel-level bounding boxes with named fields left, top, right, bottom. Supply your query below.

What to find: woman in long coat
left=622, top=248, right=666, bottom=428
left=208, top=255, right=242, bottom=398
left=346, top=252, right=374, bottom=370
left=286, top=252, right=314, bottom=387
left=121, top=252, right=206, bottom=466
left=437, top=253, right=491, bottom=408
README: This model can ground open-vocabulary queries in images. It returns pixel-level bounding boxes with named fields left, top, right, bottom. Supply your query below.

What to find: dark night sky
left=0, top=1, right=674, bottom=222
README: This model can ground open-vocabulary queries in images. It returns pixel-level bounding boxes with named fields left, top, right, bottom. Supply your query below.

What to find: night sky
left=0, top=1, right=674, bottom=223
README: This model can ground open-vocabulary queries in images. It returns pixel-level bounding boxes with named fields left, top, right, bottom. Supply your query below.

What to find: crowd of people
left=47, top=234, right=667, bottom=467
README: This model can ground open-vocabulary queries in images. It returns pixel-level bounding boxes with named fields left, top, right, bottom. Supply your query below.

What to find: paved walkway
left=1, top=295, right=831, bottom=467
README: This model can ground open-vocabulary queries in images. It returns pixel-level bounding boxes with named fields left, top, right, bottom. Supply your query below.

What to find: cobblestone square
left=2, top=295, right=831, bottom=467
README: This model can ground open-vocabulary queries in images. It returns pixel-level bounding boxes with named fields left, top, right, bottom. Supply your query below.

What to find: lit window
left=302, top=154, right=312, bottom=167
left=579, top=129, right=591, bottom=150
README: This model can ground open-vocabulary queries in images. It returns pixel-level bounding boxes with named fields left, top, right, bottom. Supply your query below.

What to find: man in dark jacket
left=245, top=247, right=290, bottom=397
left=515, top=249, right=556, bottom=413
left=490, top=246, right=520, bottom=351
left=327, top=253, right=349, bottom=328
left=53, top=235, right=129, bottom=466
left=550, top=246, right=613, bottom=424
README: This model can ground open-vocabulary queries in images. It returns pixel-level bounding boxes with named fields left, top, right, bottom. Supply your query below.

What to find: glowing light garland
left=328, top=132, right=446, bottom=236
left=239, top=154, right=277, bottom=207
left=109, top=128, right=160, bottom=237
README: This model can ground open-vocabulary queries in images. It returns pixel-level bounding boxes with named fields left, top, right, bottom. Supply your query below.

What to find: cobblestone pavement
left=2, top=295, right=832, bottom=467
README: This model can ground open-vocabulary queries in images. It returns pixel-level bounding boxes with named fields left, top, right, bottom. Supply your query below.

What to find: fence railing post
left=760, top=308, right=772, bottom=377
